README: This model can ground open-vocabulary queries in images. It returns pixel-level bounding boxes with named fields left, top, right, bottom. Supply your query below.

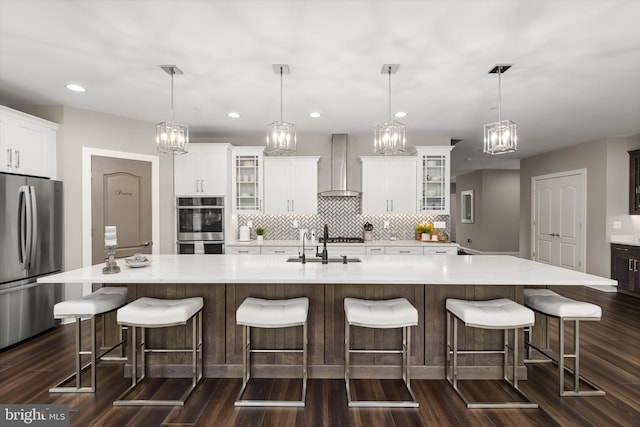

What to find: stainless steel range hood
left=320, top=134, right=360, bottom=197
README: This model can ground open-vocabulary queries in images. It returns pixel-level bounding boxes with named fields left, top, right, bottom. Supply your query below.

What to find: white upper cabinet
left=360, top=157, right=417, bottom=214
left=264, top=156, right=319, bottom=215
left=174, top=143, right=230, bottom=196
left=0, top=106, right=58, bottom=178
left=415, top=146, right=453, bottom=214
left=231, top=146, right=264, bottom=214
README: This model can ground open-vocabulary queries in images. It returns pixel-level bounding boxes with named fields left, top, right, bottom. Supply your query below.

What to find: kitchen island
left=39, top=254, right=616, bottom=380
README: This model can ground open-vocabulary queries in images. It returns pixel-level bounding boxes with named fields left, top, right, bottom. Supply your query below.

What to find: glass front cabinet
left=415, top=146, right=453, bottom=214
left=231, top=146, right=264, bottom=214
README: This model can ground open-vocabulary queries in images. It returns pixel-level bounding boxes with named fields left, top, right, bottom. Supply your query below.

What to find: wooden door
left=91, top=156, right=152, bottom=265
left=533, top=172, right=584, bottom=271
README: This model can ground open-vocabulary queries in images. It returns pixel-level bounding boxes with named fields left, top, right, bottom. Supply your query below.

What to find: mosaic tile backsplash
left=238, top=195, right=450, bottom=241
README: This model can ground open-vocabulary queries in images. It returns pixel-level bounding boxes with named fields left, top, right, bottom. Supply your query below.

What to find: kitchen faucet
left=316, top=224, right=329, bottom=264
left=299, top=231, right=310, bottom=264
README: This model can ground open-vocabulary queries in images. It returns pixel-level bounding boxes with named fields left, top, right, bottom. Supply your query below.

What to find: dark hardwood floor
left=1, top=286, right=639, bottom=426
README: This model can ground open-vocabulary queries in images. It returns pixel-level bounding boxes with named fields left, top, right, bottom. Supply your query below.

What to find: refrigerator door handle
left=18, top=186, right=28, bottom=267
left=28, top=186, right=38, bottom=269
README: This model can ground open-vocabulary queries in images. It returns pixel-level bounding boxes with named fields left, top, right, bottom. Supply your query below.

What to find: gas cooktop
left=319, top=237, right=365, bottom=244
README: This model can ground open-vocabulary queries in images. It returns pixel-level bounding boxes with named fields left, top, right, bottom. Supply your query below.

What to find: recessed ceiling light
left=309, top=112, right=321, bottom=118
left=228, top=112, right=241, bottom=118
left=65, top=83, right=86, bottom=92
left=394, top=111, right=407, bottom=118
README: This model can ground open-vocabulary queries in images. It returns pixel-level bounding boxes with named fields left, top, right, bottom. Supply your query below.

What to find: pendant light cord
left=280, top=66, right=284, bottom=123
left=387, top=66, right=392, bottom=122
left=170, top=68, right=175, bottom=122
left=497, top=67, right=502, bottom=124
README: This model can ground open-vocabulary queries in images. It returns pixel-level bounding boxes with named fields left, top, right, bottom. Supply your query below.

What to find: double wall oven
left=176, top=197, right=225, bottom=254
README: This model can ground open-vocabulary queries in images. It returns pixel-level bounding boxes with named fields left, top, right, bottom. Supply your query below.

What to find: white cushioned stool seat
left=54, top=287, right=128, bottom=317
left=524, top=289, right=601, bottom=319
left=446, top=298, right=534, bottom=328
left=344, top=297, right=418, bottom=328
left=117, top=297, right=203, bottom=326
left=236, top=297, right=309, bottom=328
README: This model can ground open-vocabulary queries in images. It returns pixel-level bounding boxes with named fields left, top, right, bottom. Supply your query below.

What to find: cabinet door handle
left=273, top=250, right=285, bottom=254
left=370, top=248, right=382, bottom=252
left=630, top=259, right=634, bottom=271
left=6, top=149, right=11, bottom=168
left=196, top=179, right=200, bottom=193
left=287, top=200, right=290, bottom=212
left=238, top=250, right=249, bottom=254
left=200, top=179, right=204, bottom=192
left=386, top=200, right=389, bottom=212
left=291, top=200, right=294, bottom=212
left=15, top=150, right=19, bottom=168
left=399, top=250, right=410, bottom=254
left=436, top=251, right=447, bottom=254
left=635, top=259, right=639, bottom=272
left=391, top=200, right=394, bottom=211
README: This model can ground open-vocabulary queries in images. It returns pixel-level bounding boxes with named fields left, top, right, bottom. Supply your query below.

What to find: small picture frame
left=461, top=190, right=474, bottom=224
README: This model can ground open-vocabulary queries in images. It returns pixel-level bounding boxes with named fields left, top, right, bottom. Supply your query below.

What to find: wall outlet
left=613, top=221, right=622, bottom=229
left=292, top=219, right=299, bottom=228
left=383, top=220, right=390, bottom=229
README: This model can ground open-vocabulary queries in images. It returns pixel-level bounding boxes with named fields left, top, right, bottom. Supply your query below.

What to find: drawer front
left=366, top=246, right=385, bottom=255
left=260, top=246, right=299, bottom=255
left=385, top=246, right=423, bottom=255
left=424, top=247, right=457, bottom=255
left=329, top=246, right=366, bottom=256
left=226, top=246, right=260, bottom=255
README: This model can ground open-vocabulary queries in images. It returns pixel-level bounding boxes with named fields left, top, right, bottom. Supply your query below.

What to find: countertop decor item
left=255, top=226, right=265, bottom=242
left=124, top=254, right=152, bottom=268
left=415, top=223, right=433, bottom=240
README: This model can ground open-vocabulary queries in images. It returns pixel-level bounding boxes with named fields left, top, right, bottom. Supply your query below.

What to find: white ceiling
left=1, top=0, right=639, bottom=177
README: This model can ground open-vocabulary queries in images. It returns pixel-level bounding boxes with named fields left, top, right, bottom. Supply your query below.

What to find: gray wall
left=455, top=169, right=520, bottom=253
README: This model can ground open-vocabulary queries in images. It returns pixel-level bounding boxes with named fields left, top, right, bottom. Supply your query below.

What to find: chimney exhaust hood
left=320, top=134, right=360, bottom=197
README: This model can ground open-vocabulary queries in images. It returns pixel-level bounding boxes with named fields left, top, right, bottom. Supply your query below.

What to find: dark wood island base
left=121, top=283, right=529, bottom=380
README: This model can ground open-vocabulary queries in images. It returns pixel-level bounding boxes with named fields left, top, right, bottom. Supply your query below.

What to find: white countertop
left=611, top=235, right=640, bottom=247
left=228, top=239, right=459, bottom=247
left=38, top=254, right=616, bottom=287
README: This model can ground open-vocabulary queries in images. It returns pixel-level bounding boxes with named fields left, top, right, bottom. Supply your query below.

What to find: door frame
left=82, top=147, right=160, bottom=268
left=531, top=168, right=587, bottom=272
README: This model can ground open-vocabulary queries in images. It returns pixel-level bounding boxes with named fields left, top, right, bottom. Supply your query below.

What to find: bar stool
left=344, top=297, right=418, bottom=408
left=235, top=297, right=309, bottom=407
left=523, top=288, right=605, bottom=397
left=113, top=296, right=203, bottom=406
left=446, top=298, right=538, bottom=409
left=50, top=286, right=128, bottom=393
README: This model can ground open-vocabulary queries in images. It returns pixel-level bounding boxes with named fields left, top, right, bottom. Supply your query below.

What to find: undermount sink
left=286, top=256, right=362, bottom=263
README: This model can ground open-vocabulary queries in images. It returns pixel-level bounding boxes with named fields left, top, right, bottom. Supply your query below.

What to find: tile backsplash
left=237, top=195, right=450, bottom=240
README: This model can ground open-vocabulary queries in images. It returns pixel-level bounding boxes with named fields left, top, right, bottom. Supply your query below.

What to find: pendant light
left=374, top=64, right=406, bottom=155
left=156, top=65, right=189, bottom=155
left=483, top=64, right=517, bottom=155
left=266, top=64, right=296, bottom=155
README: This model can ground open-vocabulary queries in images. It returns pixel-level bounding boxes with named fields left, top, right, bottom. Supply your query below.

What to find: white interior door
left=532, top=171, right=585, bottom=271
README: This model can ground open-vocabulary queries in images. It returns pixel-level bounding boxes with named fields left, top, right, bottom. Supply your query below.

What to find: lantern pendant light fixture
left=483, top=64, right=517, bottom=155
left=374, top=64, right=406, bottom=155
left=156, top=65, right=189, bottom=155
left=266, top=64, right=296, bottom=155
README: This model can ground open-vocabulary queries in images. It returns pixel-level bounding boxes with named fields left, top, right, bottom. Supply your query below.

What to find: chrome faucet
left=316, top=224, right=329, bottom=264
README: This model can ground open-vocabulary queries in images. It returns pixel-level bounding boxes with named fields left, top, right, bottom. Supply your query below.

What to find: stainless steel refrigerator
left=0, top=172, right=63, bottom=349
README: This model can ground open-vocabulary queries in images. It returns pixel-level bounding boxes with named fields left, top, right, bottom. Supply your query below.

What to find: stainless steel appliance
left=1, top=173, right=63, bottom=349
left=176, top=196, right=225, bottom=254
